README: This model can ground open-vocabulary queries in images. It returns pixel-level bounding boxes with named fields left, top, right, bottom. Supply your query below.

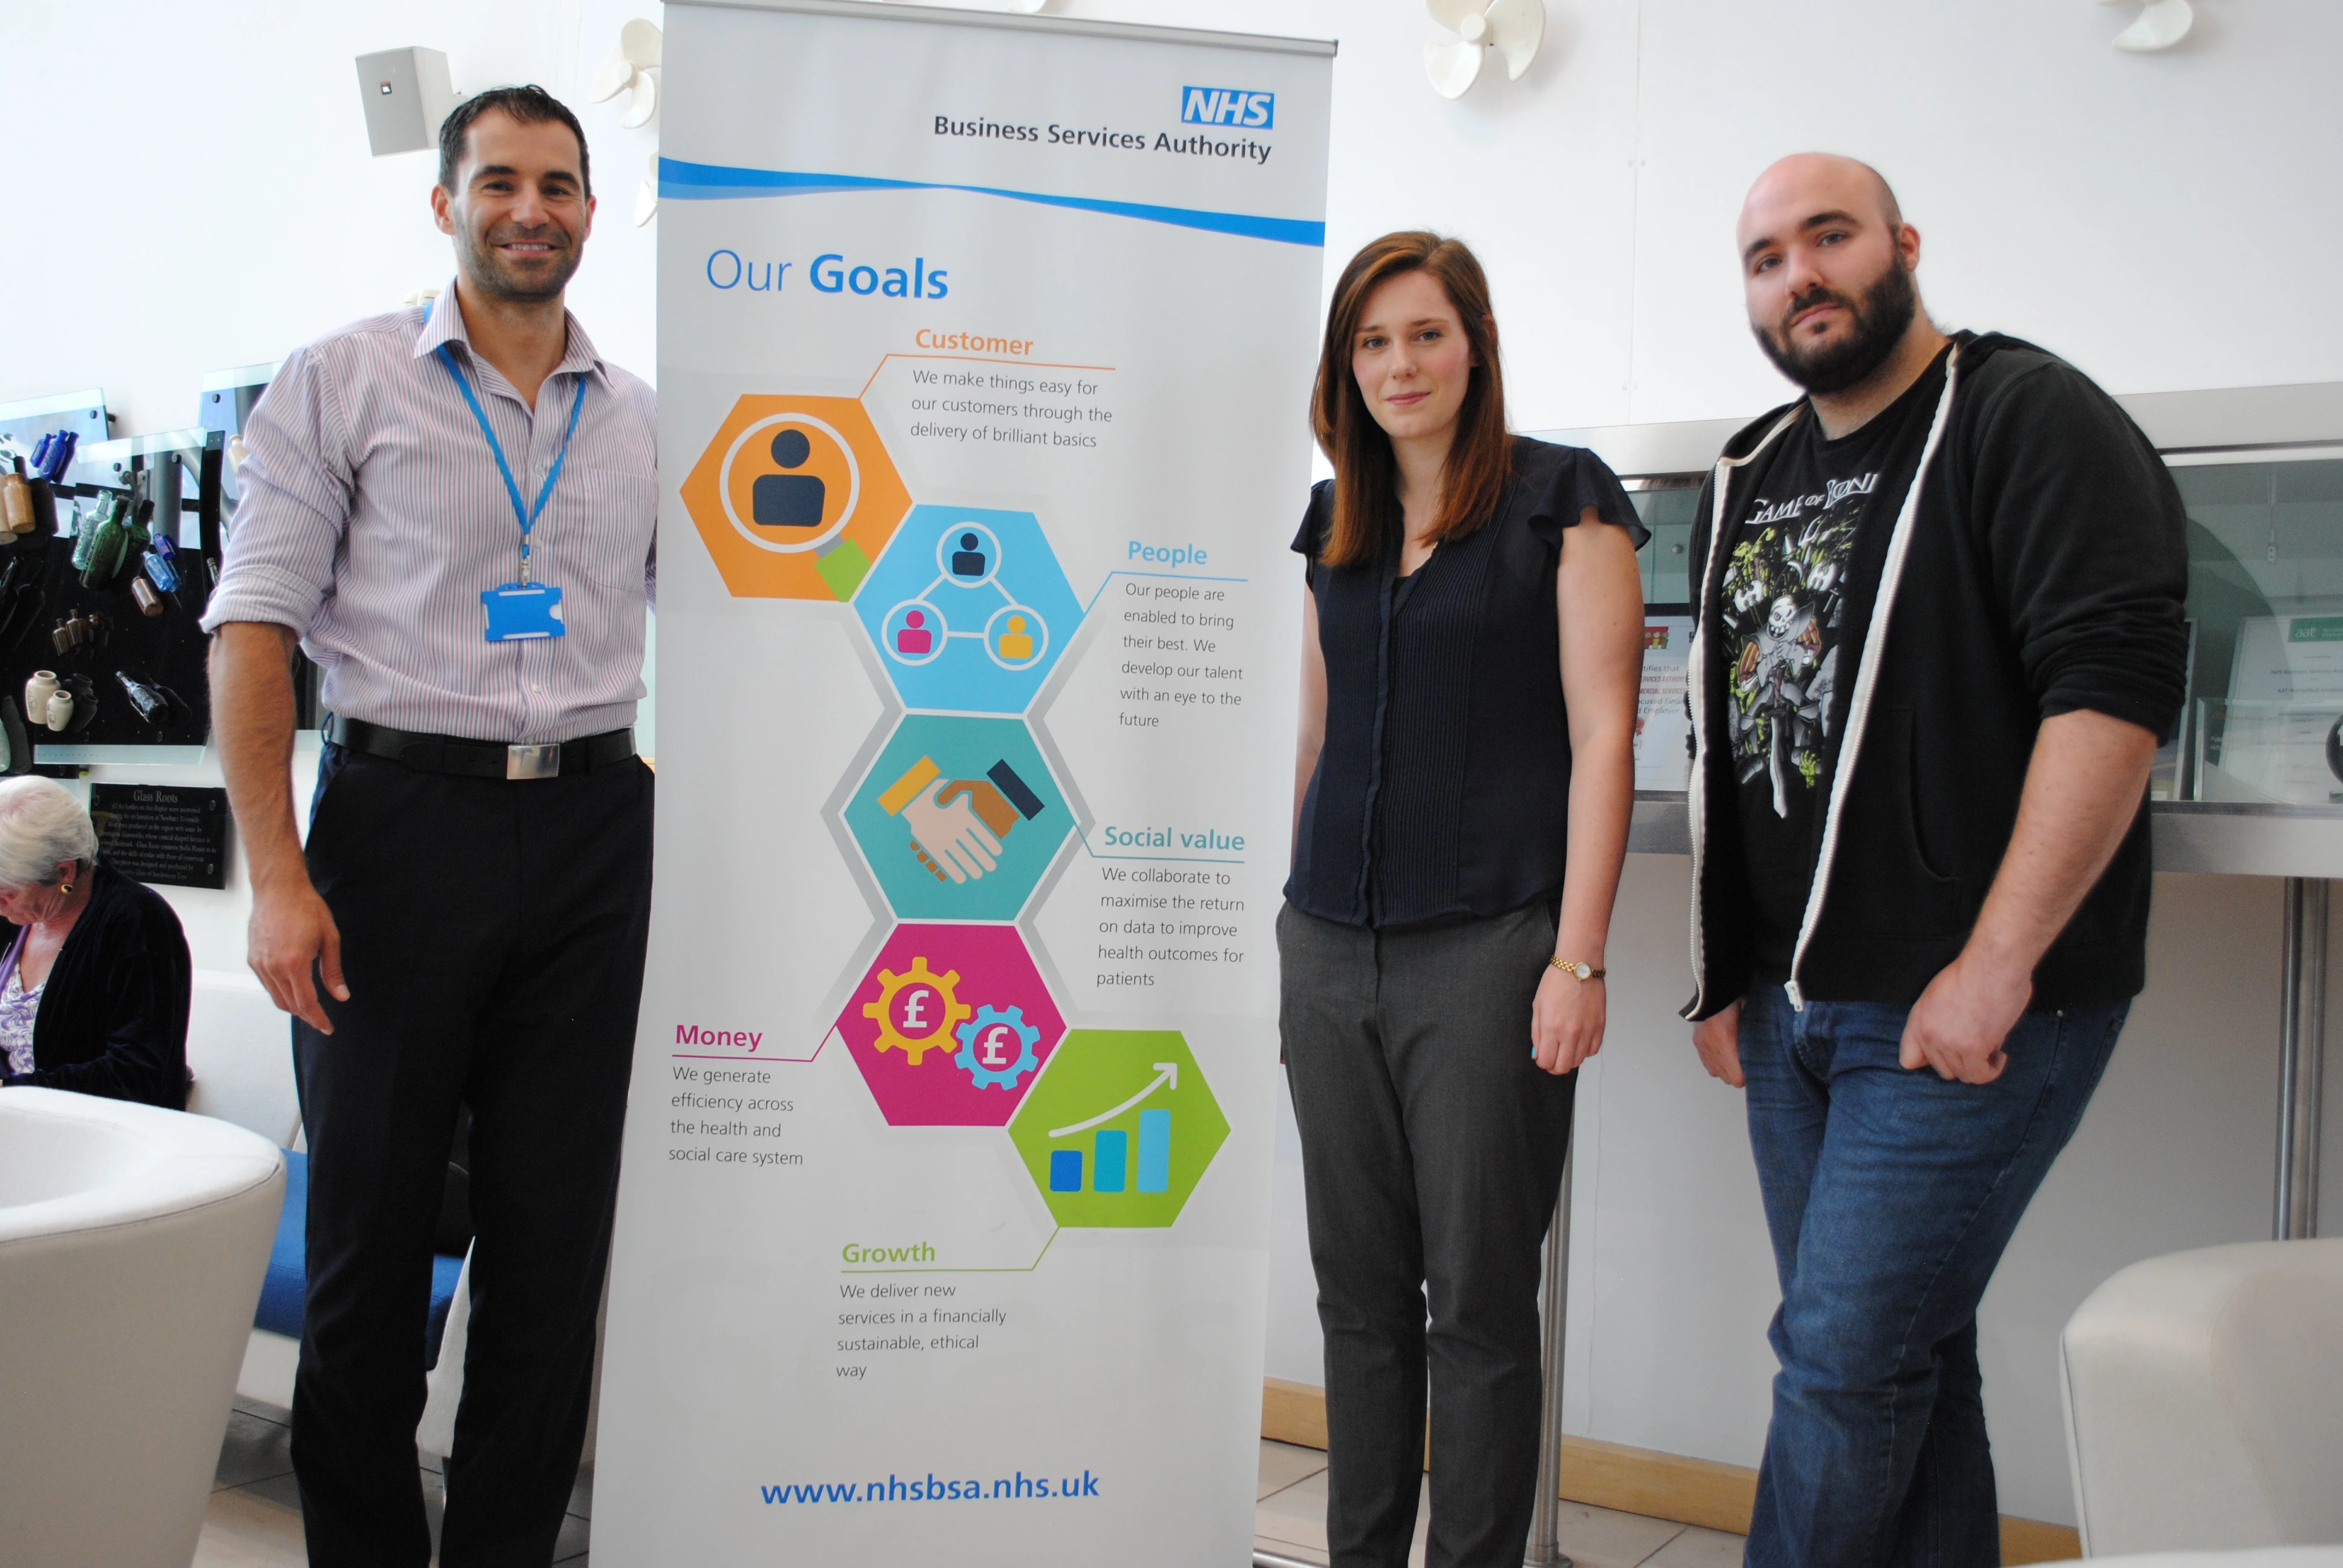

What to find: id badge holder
left=483, top=581, right=565, bottom=641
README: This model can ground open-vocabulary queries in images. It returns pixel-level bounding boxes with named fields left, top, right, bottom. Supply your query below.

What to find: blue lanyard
left=436, top=342, right=587, bottom=584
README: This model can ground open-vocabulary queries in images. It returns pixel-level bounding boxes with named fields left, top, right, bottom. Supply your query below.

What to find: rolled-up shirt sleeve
left=198, top=345, right=357, bottom=637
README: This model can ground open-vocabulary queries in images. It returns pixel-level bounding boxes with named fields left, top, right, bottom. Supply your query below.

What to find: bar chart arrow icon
left=1047, top=1063, right=1178, bottom=1139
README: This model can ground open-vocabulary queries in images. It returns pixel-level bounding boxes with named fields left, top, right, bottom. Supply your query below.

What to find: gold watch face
left=1569, top=962, right=1592, bottom=980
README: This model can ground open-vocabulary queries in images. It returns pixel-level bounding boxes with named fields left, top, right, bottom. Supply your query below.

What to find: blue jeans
left=1738, top=984, right=2126, bottom=1568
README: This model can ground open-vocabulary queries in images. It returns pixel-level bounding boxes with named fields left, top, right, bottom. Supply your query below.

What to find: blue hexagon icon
left=853, top=506, right=1084, bottom=714
left=844, top=714, right=1073, bottom=920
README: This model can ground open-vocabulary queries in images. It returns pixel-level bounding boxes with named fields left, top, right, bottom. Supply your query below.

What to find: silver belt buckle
left=506, top=742, right=561, bottom=780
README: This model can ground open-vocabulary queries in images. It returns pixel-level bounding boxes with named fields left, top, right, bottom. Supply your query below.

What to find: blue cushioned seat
left=257, top=1149, right=468, bottom=1366
left=252, top=1151, right=309, bottom=1339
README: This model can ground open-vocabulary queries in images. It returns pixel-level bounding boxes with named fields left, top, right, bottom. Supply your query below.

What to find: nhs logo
left=1181, top=87, right=1274, bottom=129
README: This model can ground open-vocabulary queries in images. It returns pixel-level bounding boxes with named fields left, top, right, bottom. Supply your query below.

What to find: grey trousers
left=1279, top=901, right=1578, bottom=1568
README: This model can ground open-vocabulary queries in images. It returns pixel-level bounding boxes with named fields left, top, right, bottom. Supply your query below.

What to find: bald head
left=1735, top=153, right=1929, bottom=397
left=1738, top=154, right=1902, bottom=261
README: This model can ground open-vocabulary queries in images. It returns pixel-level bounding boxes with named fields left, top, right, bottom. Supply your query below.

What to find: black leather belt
left=323, top=714, right=636, bottom=781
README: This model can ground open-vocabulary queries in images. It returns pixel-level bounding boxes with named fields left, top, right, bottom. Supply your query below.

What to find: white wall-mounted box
left=355, top=46, right=454, bottom=158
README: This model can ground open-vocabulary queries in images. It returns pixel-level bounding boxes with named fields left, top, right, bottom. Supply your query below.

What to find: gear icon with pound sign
left=953, top=1004, right=1043, bottom=1090
left=860, top=956, right=972, bottom=1067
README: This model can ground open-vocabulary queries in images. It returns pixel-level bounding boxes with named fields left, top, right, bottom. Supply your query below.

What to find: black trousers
left=292, top=744, right=652, bottom=1567
left=1279, top=901, right=1576, bottom=1568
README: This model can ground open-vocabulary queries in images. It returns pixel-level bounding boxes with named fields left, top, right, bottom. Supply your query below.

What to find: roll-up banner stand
left=595, top=3, right=1334, bottom=1560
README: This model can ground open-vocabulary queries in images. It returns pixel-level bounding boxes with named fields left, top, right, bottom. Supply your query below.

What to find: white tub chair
left=183, top=969, right=301, bottom=1150
left=0, top=1086, right=284, bottom=1568
left=2061, top=1238, right=2343, bottom=1557
left=180, top=969, right=318, bottom=1408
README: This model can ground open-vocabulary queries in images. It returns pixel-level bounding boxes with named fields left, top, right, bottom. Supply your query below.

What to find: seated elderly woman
left=0, top=776, right=191, bottom=1106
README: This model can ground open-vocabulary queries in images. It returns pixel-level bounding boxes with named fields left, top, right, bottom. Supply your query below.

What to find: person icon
left=895, top=609, right=934, bottom=657
left=951, top=531, right=988, bottom=577
left=996, top=614, right=1035, bottom=662
left=752, top=428, right=825, bottom=528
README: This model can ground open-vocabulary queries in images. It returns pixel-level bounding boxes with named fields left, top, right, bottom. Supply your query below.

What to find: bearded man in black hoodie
left=1681, top=154, right=2189, bottom=1568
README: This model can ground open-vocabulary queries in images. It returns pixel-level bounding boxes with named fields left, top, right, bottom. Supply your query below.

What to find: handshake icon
left=876, top=754, right=1049, bottom=884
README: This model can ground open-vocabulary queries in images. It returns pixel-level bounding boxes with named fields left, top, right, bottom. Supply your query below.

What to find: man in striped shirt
left=205, top=86, right=655, bottom=1567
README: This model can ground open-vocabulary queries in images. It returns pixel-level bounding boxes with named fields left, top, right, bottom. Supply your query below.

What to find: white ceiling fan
left=585, top=20, right=663, bottom=224
left=2100, top=0, right=2193, bottom=51
left=635, top=151, right=660, bottom=229
left=588, top=18, right=663, bottom=130
left=1424, top=0, right=1545, bottom=100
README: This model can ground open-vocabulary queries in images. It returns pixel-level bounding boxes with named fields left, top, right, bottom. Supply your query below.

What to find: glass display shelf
left=2195, top=697, right=2343, bottom=808
left=2169, top=451, right=2343, bottom=802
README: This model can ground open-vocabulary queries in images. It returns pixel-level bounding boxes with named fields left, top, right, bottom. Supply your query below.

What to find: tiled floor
left=196, top=1419, right=1740, bottom=1567
left=1251, top=1440, right=1746, bottom=1568
left=195, top=1399, right=591, bottom=1567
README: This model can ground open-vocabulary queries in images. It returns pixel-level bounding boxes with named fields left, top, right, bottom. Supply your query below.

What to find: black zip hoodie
left=1683, top=332, right=2189, bottom=1020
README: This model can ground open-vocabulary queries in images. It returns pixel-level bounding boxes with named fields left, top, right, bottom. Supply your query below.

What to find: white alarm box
left=355, top=47, right=456, bottom=158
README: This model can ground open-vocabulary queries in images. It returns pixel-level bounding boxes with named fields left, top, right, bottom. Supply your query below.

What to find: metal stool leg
left=1524, top=1140, right=1576, bottom=1568
left=2276, top=877, right=2327, bottom=1241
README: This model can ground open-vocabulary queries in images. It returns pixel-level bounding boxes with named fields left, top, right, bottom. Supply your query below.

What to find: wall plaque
left=90, top=782, right=229, bottom=889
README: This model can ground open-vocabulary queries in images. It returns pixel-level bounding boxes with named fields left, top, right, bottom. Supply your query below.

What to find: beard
left=456, top=219, right=583, bottom=304
left=1753, top=255, right=1919, bottom=395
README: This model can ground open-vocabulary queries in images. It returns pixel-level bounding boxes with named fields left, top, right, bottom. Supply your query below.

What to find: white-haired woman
left=0, top=777, right=191, bottom=1107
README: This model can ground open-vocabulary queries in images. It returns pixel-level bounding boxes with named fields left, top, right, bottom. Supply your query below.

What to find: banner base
left=1254, top=1550, right=1325, bottom=1568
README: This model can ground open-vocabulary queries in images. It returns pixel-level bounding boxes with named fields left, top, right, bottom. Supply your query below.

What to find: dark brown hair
left=439, top=85, right=591, bottom=200
left=1309, top=232, right=1512, bottom=569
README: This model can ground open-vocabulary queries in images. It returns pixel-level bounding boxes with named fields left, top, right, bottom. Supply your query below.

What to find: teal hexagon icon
left=1008, top=1030, right=1227, bottom=1228
left=844, top=714, right=1072, bottom=920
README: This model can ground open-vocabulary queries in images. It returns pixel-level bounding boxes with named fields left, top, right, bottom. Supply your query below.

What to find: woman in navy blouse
left=1281, top=232, right=1644, bottom=1568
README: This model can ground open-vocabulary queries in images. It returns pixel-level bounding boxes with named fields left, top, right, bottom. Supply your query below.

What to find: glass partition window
left=1628, top=478, right=1700, bottom=607
left=1624, top=480, right=1700, bottom=792
left=2175, top=453, right=2343, bottom=806
left=1614, top=450, right=2343, bottom=809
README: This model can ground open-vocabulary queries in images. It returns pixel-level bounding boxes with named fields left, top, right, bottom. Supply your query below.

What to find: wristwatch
left=1550, top=958, right=1606, bottom=981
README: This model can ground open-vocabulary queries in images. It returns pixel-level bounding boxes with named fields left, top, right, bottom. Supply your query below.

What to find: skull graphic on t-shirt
left=1721, top=490, right=1868, bottom=817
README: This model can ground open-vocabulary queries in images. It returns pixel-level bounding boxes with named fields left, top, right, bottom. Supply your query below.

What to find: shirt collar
left=413, top=278, right=613, bottom=394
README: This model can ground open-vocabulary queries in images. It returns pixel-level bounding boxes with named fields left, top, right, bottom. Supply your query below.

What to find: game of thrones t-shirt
left=1720, top=361, right=1945, bottom=978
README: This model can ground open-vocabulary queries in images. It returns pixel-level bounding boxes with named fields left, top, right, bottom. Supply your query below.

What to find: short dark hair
left=437, top=85, right=591, bottom=200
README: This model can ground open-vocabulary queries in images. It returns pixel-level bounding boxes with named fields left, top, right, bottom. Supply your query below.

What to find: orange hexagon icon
left=680, top=395, right=911, bottom=601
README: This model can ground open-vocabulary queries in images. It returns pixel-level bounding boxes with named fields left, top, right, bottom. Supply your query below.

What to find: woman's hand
left=1532, top=965, right=1604, bottom=1075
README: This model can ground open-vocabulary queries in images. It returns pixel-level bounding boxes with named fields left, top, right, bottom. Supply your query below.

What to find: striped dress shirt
left=202, top=284, right=657, bottom=744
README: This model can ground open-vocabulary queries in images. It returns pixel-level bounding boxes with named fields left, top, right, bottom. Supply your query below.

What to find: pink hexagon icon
left=836, top=923, right=1065, bottom=1126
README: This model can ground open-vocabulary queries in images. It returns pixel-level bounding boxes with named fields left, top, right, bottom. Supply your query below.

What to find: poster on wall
left=594, top=3, right=1333, bottom=1563
left=1634, top=614, right=1693, bottom=792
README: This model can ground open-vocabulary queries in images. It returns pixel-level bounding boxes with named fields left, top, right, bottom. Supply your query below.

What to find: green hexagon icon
left=1008, top=1030, right=1227, bottom=1228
